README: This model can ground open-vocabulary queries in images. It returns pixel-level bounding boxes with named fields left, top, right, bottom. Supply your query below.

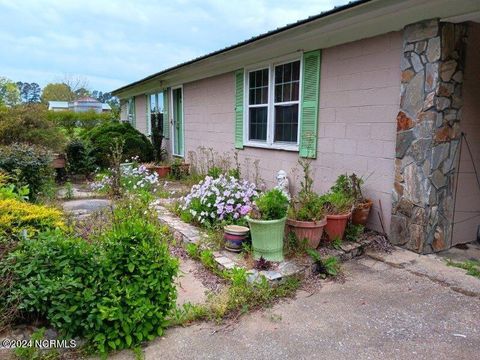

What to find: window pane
left=157, top=92, right=164, bottom=113
left=150, top=94, right=156, bottom=113
left=249, top=68, right=269, bottom=105
left=274, top=104, right=298, bottom=143
left=249, top=107, right=268, bottom=141
left=274, top=60, right=301, bottom=103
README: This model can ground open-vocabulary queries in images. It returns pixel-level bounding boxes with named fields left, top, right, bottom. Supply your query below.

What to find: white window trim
left=146, top=92, right=164, bottom=136
left=170, top=85, right=185, bottom=158
left=127, top=97, right=135, bottom=125
left=243, top=55, right=302, bottom=152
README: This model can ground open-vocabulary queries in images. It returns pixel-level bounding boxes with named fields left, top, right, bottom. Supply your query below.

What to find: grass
left=447, top=259, right=480, bottom=279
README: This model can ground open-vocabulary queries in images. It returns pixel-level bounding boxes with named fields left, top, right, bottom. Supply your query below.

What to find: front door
left=172, top=87, right=184, bottom=157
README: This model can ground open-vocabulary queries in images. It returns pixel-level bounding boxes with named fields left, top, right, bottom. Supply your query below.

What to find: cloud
left=0, top=0, right=349, bottom=92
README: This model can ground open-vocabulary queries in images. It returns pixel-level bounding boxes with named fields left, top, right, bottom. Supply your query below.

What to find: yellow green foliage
left=0, top=198, right=65, bottom=237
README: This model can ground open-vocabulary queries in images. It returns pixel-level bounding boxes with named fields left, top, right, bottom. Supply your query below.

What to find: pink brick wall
left=452, top=23, right=480, bottom=245
left=134, top=95, right=147, bottom=135
left=183, top=31, right=402, bottom=233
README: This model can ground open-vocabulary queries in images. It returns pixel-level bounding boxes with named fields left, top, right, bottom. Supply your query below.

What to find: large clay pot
left=145, top=165, right=171, bottom=178
left=352, top=199, right=373, bottom=226
left=325, top=213, right=351, bottom=241
left=246, top=216, right=286, bottom=262
left=286, top=217, right=327, bottom=249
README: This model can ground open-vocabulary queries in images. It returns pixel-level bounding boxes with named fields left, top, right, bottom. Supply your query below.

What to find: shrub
left=84, top=122, right=154, bottom=168
left=0, top=104, right=66, bottom=152
left=0, top=143, right=54, bottom=201
left=0, top=171, right=29, bottom=201
left=0, top=198, right=65, bottom=239
left=65, top=138, right=96, bottom=176
left=252, top=188, right=289, bottom=220
left=1, top=205, right=178, bottom=354
left=181, top=175, right=258, bottom=227
left=48, top=110, right=117, bottom=134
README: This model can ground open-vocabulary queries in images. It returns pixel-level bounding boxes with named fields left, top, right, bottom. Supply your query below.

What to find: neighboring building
left=112, top=0, right=480, bottom=254
left=47, top=97, right=111, bottom=113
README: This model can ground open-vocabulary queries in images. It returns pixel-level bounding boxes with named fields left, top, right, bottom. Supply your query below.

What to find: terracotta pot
left=286, top=217, right=327, bottom=249
left=52, top=154, right=66, bottom=169
left=145, top=165, right=171, bottom=178
left=352, top=199, right=373, bottom=226
left=325, top=213, right=351, bottom=241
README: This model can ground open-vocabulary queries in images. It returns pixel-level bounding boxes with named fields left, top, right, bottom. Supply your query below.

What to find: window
left=127, top=98, right=135, bottom=124
left=148, top=92, right=164, bottom=136
left=246, top=59, right=301, bottom=149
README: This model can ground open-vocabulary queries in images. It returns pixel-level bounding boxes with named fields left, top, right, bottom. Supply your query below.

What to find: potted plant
left=286, top=158, right=327, bottom=249
left=331, top=173, right=372, bottom=226
left=246, top=188, right=289, bottom=262
left=224, top=225, right=250, bottom=253
left=170, top=158, right=190, bottom=179
left=321, top=190, right=354, bottom=242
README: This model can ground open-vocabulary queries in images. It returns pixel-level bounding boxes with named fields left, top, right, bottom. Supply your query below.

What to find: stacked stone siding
left=391, top=19, right=467, bottom=253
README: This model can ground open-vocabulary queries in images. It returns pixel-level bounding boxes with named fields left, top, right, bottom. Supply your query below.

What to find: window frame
left=243, top=55, right=302, bottom=151
left=126, top=97, right=135, bottom=125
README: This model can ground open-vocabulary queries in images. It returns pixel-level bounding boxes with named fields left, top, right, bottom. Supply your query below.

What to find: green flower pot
left=246, top=216, right=286, bottom=262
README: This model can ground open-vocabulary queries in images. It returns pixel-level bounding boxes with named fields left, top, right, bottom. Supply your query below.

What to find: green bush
left=48, top=110, right=117, bottom=135
left=65, top=138, right=96, bottom=176
left=0, top=104, right=66, bottom=152
left=1, top=205, right=178, bottom=354
left=254, top=188, right=289, bottom=220
left=84, top=122, right=154, bottom=168
left=0, top=143, right=54, bottom=201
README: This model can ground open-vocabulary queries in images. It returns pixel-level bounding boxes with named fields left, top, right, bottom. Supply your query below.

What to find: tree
left=0, top=77, right=21, bottom=106
left=16, top=82, right=41, bottom=103
left=41, top=83, right=75, bottom=102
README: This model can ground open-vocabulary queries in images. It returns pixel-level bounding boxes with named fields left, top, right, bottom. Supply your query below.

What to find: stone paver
left=110, top=257, right=480, bottom=360
left=62, top=198, right=111, bottom=218
left=176, top=258, right=208, bottom=306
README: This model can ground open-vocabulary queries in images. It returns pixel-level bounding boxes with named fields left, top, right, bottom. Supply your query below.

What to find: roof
left=74, top=96, right=100, bottom=103
left=48, top=101, right=68, bottom=109
left=102, top=103, right=112, bottom=110
left=112, top=0, right=370, bottom=95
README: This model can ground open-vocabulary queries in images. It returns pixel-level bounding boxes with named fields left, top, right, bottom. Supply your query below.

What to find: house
left=112, top=0, right=480, bottom=254
left=47, top=97, right=111, bottom=113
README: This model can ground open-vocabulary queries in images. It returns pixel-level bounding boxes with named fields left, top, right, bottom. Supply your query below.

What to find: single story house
left=48, top=97, right=112, bottom=113
left=112, top=0, right=480, bottom=254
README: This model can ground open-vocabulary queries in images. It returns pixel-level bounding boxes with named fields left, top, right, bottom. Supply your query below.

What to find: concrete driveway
left=112, top=253, right=480, bottom=360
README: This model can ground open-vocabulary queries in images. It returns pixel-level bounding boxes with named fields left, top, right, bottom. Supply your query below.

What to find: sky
left=0, top=0, right=350, bottom=93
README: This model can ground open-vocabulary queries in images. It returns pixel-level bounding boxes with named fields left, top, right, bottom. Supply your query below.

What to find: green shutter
left=234, top=69, right=244, bottom=149
left=163, top=89, right=169, bottom=139
left=145, top=95, right=150, bottom=135
left=299, top=50, right=321, bottom=158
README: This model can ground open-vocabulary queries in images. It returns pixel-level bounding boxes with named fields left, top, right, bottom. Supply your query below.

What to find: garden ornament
left=275, top=170, right=291, bottom=200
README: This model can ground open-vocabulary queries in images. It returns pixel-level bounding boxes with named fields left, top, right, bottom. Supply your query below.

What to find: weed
left=345, top=223, right=364, bottom=242
left=331, top=236, right=342, bottom=250
left=306, top=249, right=341, bottom=278
left=447, top=259, right=480, bottom=279
left=64, top=181, right=74, bottom=200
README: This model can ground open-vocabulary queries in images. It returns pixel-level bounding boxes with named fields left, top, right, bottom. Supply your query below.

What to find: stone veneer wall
left=391, top=19, right=467, bottom=253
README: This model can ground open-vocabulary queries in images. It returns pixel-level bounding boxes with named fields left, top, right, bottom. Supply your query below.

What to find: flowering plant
left=91, top=162, right=160, bottom=196
left=181, top=175, right=258, bottom=226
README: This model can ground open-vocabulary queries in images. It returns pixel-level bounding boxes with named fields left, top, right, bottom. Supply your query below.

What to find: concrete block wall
left=180, top=31, right=403, bottom=233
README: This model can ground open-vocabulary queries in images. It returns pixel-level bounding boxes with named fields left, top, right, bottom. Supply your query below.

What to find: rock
left=394, top=181, right=404, bottom=196
left=417, top=111, right=436, bottom=123
left=451, top=94, right=463, bottom=109
left=259, top=271, right=282, bottom=281
left=401, top=69, right=415, bottom=83
left=278, top=261, right=303, bottom=277
left=396, top=130, right=415, bottom=158
left=396, top=197, right=414, bottom=216
left=396, top=111, right=414, bottom=131
left=415, top=118, right=434, bottom=139
left=426, top=36, right=441, bottom=62
left=403, top=163, right=427, bottom=205
left=443, top=109, right=457, bottom=124
left=439, top=60, right=457, bottom=81
left=412, top=206, right=426, bottom=225
left=400, top=54, right=411, bottom=71
left=431, top=169, right=446, bottom=189
left=408, top=223, right=425, bottom=252
left=432, top=226, right=446, bottom=251
left=431, top=143, right=450, bottom=169
left=452, top=71, right=463, bottom=83
left=415, top=40, right=427, bottom=53
left=436, top=112, right=444, bottom=128
left=402, top=70, right=425, bottom=116
left=410, top=139, right=432, bottom=163
left=389, top=215, right=408, bottom=245
left=425, top=63, right=438, bottom=92
left=442, top=140, right=459, bottom=172
left=410, top=53, right=423, bottom=72
left=404, top=19, right=438, bottom=42
left=423, top=91, right=435, bottom=110
left=434, top=126, right=454, bottom=143
left=405, top=43, right=414, bottom=52
left=436, top=97, right=450, bottom=111
left=437, top=82, right=454, bottom=97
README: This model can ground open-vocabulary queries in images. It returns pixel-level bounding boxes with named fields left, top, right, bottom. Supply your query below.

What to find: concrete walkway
left=112, top=254, right=480, bottom=360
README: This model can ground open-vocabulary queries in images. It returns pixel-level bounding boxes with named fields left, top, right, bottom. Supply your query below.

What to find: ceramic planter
left=224, top=225, right=249, bottom=253
left=246, top=216, right=286, bottom=262
left=286, top=217, right=327, bottom=249
left=325, top=213, right=351, bottom=241
left=145, top=165, right=171, bottom=178
left=352, top=199, right=373, bottom=226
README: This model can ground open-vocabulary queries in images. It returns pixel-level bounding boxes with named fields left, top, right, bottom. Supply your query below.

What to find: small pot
left=325, top=213, right=351, bottom=241
left=352, top=199, right=373, bottom=226
left=286, top=217, right=327, bottom=249
left=224, top=225, right=249, bottom=253
left=52, top=154, right=66, bottom=169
